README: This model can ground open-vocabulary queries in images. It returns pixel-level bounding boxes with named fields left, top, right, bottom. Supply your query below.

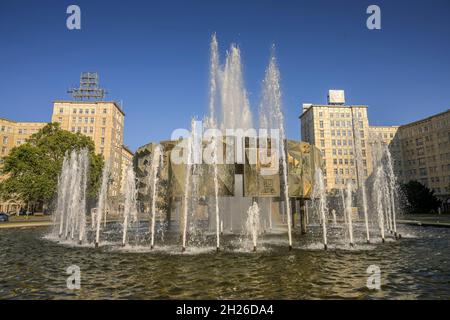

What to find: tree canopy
left=0, top=123, right=104, bottom=209
left=401, top=180, right=442, bottom=214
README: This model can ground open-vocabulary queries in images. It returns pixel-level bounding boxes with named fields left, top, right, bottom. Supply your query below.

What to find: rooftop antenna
left=68, top=72, right=108, bottom=101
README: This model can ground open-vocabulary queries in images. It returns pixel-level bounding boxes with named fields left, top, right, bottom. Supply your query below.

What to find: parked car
left=0, top=212, right=9, bottom=222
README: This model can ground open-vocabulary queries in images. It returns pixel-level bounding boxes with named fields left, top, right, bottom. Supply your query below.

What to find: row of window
left=330, top=158, right=368, bottom=168
left=71, top=126, right=107, bottom=138
left=332, top=148, right=354, bottom=156
left=330, top=129, right=353, bottom=137
left=60, top=108, right=108, bottom=115
left=1, top=126, right=40, bottom=135
left=317, top=110, right=364, bottom=119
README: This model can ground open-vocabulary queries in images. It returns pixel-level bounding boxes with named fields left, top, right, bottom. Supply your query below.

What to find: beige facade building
left=368, top=126, right=403, bottom=177
left=300, top=91, right=372, bottom=192
left=397, top=109, right=450, bottom=199
left=301, top=90, right=450, bottom=203
left=0, top=118, right=47, bottom=212
left=120, top=145, right=134, bottom=194
left=0, top=118, right=47, bottom=157
left=51, top=101, right=126, bottom=197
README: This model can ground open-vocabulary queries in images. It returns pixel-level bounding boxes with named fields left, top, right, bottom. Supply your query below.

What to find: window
left=59, top=108, right=64, bottom=113
left=73, top=109, right=77, bottom=114
left=319, top=121, right=324, bottom=128
left=102, top=118, right=106, bottom=125
left=103, top=108, right=107, bottom=114
left=90, top=127, right=94, bottom=133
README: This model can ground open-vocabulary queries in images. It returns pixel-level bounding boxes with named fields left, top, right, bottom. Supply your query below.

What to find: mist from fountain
left=122, top=165, right=138, bottom=246
left=373, top=166, right=386, bottom=242
left=351, top=112, right=370, bottom=243
left=149, top=145, right=163, bottom=249
left=95, top=161, right=110, bottom=247
left=54, top=149, right=89, bottom=244
left=312, top=168, right=328, bottom=250
left=245, top=201, right=260, bottom=251
left=181, top=120, right=195, bottom=252
left=384, top=145, right=398, bottom=237
left=259, top=50, right=292, bottom=249
left=345, top=181, right=354, bottom=247
left=212, top=135, right=221, bottom=251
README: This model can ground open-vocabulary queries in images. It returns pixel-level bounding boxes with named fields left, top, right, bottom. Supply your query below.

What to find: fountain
left=312, top=169, right=328, bottom=250
left=212, top=135, right=221, bottom=251
left=95, top=161, right=110, bottom=247
left=245, top=201, right=260, bottom=251
left=122, top=165, right=138, bottom=246
left=149, top=144, right=163, bottom=249
left=49, top=34, right=405, bottom=256
left=351, top=113, right=370, bottom=244
left=345, top=181, right=354, bottom=247
left=373, top=166, right=386, bottom=243
left=259, top=50, right=292, bottom=250
left=53, top=149, right=89, bottom=244
left=181, top=120, right=195, bottom=252
left=384, top=145, right=399, bottom=239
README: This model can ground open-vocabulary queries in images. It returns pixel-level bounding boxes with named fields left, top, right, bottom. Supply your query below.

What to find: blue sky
left=1, top=0, right=449, bottom=151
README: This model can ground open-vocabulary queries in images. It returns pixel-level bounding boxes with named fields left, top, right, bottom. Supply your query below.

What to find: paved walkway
left=398, top=214, right=450, bottom=228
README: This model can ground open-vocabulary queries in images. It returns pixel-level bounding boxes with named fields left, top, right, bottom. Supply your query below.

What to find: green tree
left=0, top=123, right=104, bottom=211
left=401, top=180, right=442, bottom=214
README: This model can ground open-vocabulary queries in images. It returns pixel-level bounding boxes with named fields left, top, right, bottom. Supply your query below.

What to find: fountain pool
left=1, top=225, right=449, bottom=299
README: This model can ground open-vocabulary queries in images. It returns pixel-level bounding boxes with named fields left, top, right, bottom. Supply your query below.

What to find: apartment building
left=300, top=90, right=372, bottom=192
left=301, top=90, right=450, bottom=203
left=397, top=109, right=450, bottom=199
left=368, top=126, right=403, bottom=177
left=51, top=100, right=125, bottom=197
left=120, top=145, right=134, bottom=194
left=0, top=118, right=47, bottom=212
left=0, top=118, right=47, bottom=157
